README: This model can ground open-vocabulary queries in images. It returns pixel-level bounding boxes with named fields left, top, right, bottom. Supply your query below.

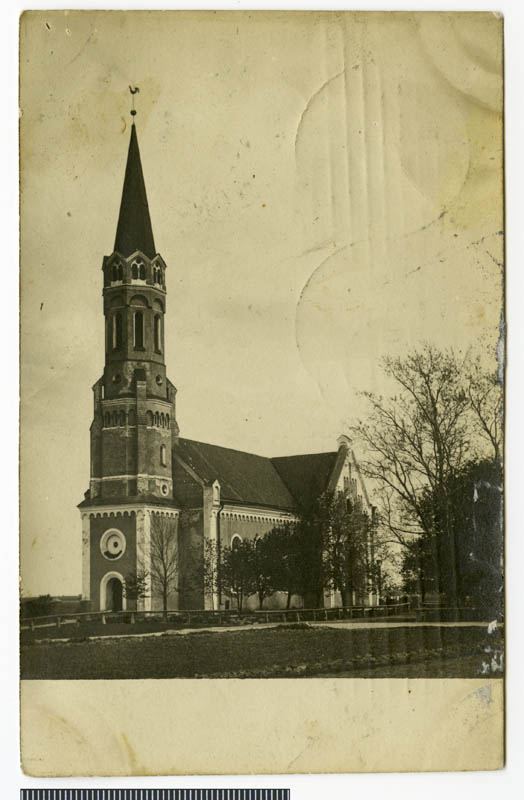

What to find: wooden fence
left=20, top=602, right=413, bottom=632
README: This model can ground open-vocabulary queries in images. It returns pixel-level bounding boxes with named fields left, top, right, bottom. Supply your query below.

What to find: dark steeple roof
left=114, top=123, right=156, bottom=259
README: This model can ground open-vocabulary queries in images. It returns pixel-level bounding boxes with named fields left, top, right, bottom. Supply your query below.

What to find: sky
left=19, top=10, right=503, bottom=596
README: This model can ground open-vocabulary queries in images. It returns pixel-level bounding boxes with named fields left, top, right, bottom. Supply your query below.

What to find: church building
left=78, top=115, right=377, bottom=613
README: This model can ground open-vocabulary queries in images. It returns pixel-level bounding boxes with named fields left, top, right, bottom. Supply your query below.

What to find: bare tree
left=150, top=514, right=179, bottom=615
left=466, top=356, right=503, bottom=463
left=351, top=344, right=502, bottom=603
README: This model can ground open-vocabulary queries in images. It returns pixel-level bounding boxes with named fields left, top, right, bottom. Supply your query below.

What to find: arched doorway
left=99, top=571, right=127, bottom=611
left=106, top=577, right=123, bottom=611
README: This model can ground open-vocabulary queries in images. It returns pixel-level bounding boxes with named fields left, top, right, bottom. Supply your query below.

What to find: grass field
left=20, top=623, right=503, bottom=680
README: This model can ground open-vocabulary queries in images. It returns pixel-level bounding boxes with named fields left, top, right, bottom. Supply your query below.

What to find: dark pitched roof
left=174, top=438, right=340, bottom=513
left=114, top=123, right=156, bottom=259
left=175, top=438, right=296, bottom=511
left=271, top=452, right=339, bottom=512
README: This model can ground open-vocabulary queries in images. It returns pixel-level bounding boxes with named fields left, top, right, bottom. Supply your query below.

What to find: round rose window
left=100, top=529, right=126, bottom=561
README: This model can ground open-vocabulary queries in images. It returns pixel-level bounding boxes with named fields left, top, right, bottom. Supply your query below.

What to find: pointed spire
left=114, top=122, right=156, bottom=259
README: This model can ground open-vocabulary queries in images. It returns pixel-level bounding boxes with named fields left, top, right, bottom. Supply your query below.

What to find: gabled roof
left=271, top=452, right=339, bottom=513
left=174, top=438, right=339, bottom=512
left=175, top=438, right=296, bottom=510
left=114, top=123, right=156, bottom=259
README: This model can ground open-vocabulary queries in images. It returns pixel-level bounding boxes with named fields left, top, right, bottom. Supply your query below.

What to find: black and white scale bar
left=21, top=791, right=290, bottom=800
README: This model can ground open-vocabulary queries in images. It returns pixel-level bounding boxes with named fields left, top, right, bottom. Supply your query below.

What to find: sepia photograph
left=19, top=9, right=504, bottom=774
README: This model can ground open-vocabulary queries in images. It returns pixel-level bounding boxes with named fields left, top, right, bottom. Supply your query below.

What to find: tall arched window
left=112, top=410, right=118, bottom=427
left=117, top=263, right=123, bottom=281
left=166, top=414, right=170, bottom=429
left=154, top=314, right=162, bottom=353
left=112, top=312, right=123, bottom=350
left=146, top=410, right=153, bottom=427
left=119, top=410, right=125, bottom=426
left=131, top=262, right=138, bottom=279
left=160, top=413, right=165, bottom=428
left=160, top=444, right=167, bottom=466
left=154, top=411, right=160, bottom=427
left=134, top=311, right=144, bottom=349
left=139, top=262, right=146, bottom=280
left=112, top=265, right=118, bottom=281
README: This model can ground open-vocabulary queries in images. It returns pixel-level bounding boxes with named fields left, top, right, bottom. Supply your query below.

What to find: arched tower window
left=119, top=410, right=125, bottom=426
left=166, top=414, right=170, bottom=429
left=154, top=314, right=162, bottom=353
left=139, top=262, right=146, bottom=280
left=160, top=444, right=167, bottom=466
left=160, top=413, right=165, bottom=428
left=131, top=262, right=138, bottom=279
left=134, top=311, right=144, bottom=349
left=146, top=410, right=153, bottom=427
left=112, top=410, right=118, bottom=427
left=154, top=411, right=160, bottom=427
left=112, top=264, right=118, bottom=281
left=117, top=263, right=123, bottom=281
left=104, top=413, right=110, bottom=427
left=112, top=312, right=123, bottom=350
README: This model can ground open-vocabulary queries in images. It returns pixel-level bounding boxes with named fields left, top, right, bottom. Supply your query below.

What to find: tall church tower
left=79, top=110, right=179, bottom=612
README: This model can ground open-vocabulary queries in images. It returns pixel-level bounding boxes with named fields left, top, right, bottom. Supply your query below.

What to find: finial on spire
left=129, top=85, right=139, bottom=118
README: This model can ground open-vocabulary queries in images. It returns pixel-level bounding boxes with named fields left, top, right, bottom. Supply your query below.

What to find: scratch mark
left=485, top=249, right=503, bottom=268
left=119, top=732, right=145, bottom=774
left=297, top=245, right=348, bottom=309
left=404, top=209, right=448, bottom=239
left=65, top=31, right=95, bottom=68
left=294, top=70, right=345, bottom=155
left=286, top=735, right=319, bottom=770
left=469, top=230, right=503, bottom=248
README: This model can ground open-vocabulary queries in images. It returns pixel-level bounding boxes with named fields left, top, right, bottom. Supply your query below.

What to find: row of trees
left=204, top=493, right=378, bottom=611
